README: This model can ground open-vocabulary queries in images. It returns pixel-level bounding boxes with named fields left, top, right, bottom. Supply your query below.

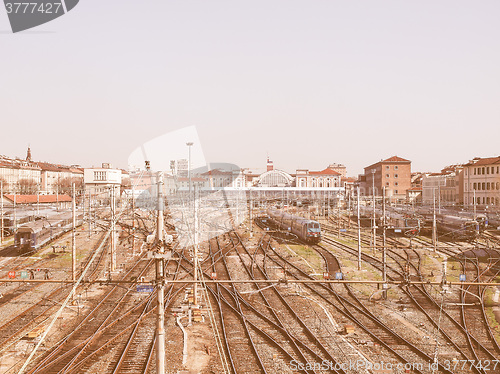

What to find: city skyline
left=1, top=1, right=499, bottom=175
left=1, top=143, right=497, bottom=178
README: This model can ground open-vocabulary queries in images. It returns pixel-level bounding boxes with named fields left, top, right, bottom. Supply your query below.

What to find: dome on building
left=255, top=169, right=294, bottom=187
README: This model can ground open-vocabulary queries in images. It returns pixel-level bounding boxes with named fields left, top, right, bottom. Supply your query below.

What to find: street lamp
left=186, top=142, right=193, bottom=196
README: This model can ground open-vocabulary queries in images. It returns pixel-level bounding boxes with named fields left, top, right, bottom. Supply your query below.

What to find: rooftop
left=465, top=156, right=500, bottom=166
left=309, top=167, right=341, bottom=176
left=3, top=194, right=72, bottom=204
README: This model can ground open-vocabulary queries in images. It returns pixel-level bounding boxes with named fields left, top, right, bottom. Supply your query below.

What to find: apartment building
left=463, top=156, right=500, bottom=207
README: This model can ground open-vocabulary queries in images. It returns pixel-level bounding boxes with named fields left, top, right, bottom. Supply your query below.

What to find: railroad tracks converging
left=257, top=215, right=500, bottom=374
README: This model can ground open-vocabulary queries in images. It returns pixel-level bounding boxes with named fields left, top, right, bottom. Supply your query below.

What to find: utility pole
left=438, top=184, right=441, bottom=214
left=72, top=183, right=76, bottom=283
left=382, top=186, right=387, bottom=299
left=110, top=186, right=116, bottom=272
left=1, top=181, right=3, bottom=245
left=357, top=187, right=361, bottom=270
left=473, top=189, right=477, bottom=220
left=81, top=186, right=85, bottom=231
left=186, top=142, right=193, bottom=197
left=155, top=170, right=166, bottom=374
left=249, top=191, right=253, bottom=238
left=193, top=186, right=199, bottom=306
left=13, top=190, right=16, bottom=232
left=37, top=185, right=40, bottom=215
left=348, top=189, right=351, bottom=228
left=432, top=188, right=437, bottom=252
left=337, top=198, right=340, bottom=237
left=372, top=169, right=376, bottom=253
left=88, top=190, right=92, bottom=239
left=132, top=186, right=135, bottom=254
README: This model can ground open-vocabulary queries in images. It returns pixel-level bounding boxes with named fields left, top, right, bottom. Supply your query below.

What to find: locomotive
left=267, top=209, right=321, bottom=243
left=14, top=211, right=83, bottom=253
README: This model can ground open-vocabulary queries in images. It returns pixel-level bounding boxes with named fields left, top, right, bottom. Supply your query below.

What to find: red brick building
left=361, top=156, right=412, bottom=199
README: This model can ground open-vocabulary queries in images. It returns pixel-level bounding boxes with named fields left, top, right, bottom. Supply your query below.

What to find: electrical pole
left=186, top=142, right=193, bottom=197
left=348, top=189, right=351, bottom=228
left=473, top=189, right=476, bottom=220
left=81, top=186, right=85, bottom=231
left=194, top=186, right=199, bottom=306
left=72, top=183, right=76, bottom=283
left=132, top=186, right=135, bottom=255
left=372, top=170, right=376, bottom=253
left=88, top=190, right=92, bottom=239
left=432, top=188, right=437, bottom=252
left=357, top=187, right=361, bottom=270
left=110, top=186, right=116, bottom=272
left=13, top=190, right=16, bottom=232
left=1, top=181, right=3, bottom=245
left=155, top=170, right=166, bottom=374
left=249, top=191, right=253, bottom=238
left=382, top=186, right=387, bottom=299
left=438, top=184, right=441, bottom=214
left=337, top=197, right=340, bottom=237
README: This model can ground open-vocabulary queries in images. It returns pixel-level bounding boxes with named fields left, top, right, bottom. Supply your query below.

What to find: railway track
left=255, top=217, right=448, bottom=373
left=320, top=225, right=500, bottom=373
left=0, top=229, right=111, bottom=357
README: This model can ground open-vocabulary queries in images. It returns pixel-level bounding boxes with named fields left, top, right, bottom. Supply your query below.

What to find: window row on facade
left=472, top=182, right=500, bottom=190
left=473, top=166, right=500, bottom=175
left=298, top=178, right=339, bottom=188
left=474, top=197, right=499, bottom=205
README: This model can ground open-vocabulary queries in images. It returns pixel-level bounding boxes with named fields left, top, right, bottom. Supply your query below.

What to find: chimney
left=267, top=157, right=274, bottom=172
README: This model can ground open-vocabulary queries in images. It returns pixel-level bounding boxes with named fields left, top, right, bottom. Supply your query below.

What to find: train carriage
left=267, top=209, right=321, bottom=243
left=15, top=211, right=83, bottom=253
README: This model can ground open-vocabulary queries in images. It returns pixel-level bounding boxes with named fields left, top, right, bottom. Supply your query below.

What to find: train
left=266, top=209, right=321, bottom=243
left=357, top=205, right=421, bottom=237
left=1, top=208, right=63, bottom=236
left=432, top=214, right=479, bottom=240
left=356, top=205, right=489, bottom=240
left=14, top=211, right=83, bottom=253
left=412, top=208, right=486, bottom=241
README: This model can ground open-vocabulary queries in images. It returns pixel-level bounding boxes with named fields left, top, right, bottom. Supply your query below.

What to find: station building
left=255, top=161, right=294, bottom=187
left=295, top=167, right=341, bottom=188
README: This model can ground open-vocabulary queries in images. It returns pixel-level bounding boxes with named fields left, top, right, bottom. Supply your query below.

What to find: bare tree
left=17, top=178, right=37, bottom=194
left=56, top=177, right=83, bottom=196
left=120, top=176, right=131, bottom=195
left=0, top=177, right=7, bottom=192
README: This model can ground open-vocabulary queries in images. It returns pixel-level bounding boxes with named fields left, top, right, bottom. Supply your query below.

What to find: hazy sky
left=1, top=1, right=499, bottom=176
